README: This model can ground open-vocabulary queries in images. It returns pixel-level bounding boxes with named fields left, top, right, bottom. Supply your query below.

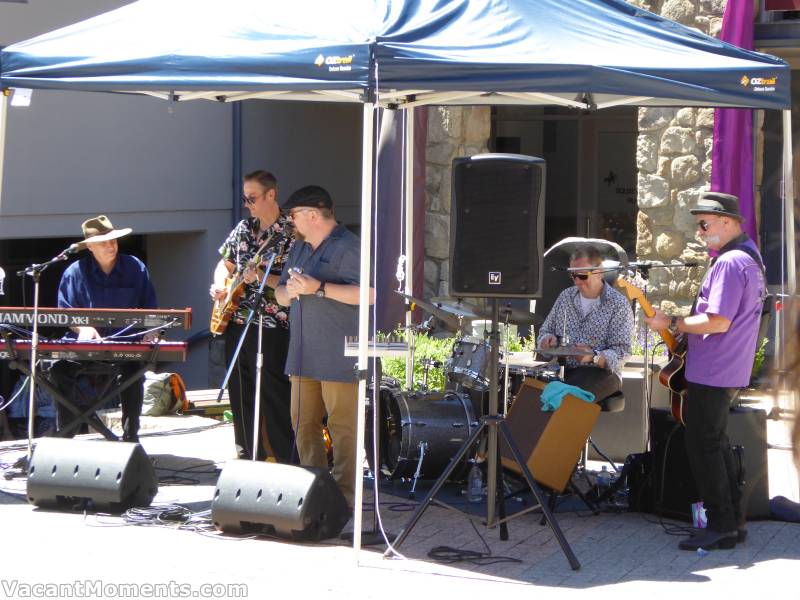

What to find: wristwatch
left=592, top=351, right=602, bottom=365
left=669, top=315, right=679, bottom=333
left=315, top=281, right=326, bottom=298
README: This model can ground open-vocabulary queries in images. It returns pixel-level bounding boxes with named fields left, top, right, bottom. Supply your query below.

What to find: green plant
left=752, top=336, right=769, bottom=378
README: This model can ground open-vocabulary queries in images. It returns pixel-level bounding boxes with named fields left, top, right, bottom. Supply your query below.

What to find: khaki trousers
left=290, top=376, right=358, bottom=507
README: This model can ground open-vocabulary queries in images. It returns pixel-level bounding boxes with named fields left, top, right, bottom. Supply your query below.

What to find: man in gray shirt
left=275, top=186, right=374, bottom=508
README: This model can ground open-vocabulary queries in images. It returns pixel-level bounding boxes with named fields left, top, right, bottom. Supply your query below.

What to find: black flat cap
left=689, top=191, right=743, bottom=221
left=282, top=185, right=333, bottom=210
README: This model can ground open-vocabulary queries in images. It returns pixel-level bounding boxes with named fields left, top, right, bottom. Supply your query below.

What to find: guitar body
left=658, top=337, right=688, bottom=425
left=209, top=276, right=246, bottom=336
left=615, top=277, right=689, bottom=425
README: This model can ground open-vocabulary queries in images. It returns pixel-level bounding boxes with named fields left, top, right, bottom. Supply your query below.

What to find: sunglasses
left=288, top=207, right=316, bottom=219
left=242, top=195, right=259, bottom=206
left=570, top=272, right=591, bottom=281
left=697, top=219, right=711, bottom=232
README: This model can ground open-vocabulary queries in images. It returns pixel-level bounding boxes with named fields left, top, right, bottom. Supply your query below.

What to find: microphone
left=58, top=243, right=83, bottom=258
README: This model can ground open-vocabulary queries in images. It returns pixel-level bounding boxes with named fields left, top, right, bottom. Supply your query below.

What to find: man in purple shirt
left=645, top=192, right=765, bottom=552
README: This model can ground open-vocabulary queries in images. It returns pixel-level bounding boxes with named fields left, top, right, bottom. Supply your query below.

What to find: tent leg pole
left=782, top=110, right=796, bottom=298
left=0, top=90, right=9, bottom=205
left=353, top=101, right=375, bottom=563
left=404, top=108, right=415, bottom=389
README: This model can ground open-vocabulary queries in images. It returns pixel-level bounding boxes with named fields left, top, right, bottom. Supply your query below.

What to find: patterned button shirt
left=218, top=215, right=294, bottom=329
left=537, top=282, right=634, bottom=377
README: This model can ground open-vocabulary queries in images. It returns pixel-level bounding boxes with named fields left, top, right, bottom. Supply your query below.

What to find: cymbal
left=534, top=345, right=595, bottom=357
left=429, top=297, right=482, bottom=320
left=394, top=291, right=462, bottom=330
left=497, top=305, right=542, bottom=327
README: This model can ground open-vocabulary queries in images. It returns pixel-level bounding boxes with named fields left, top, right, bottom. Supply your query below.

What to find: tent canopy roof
left=0, top=0, right=791, bottom=110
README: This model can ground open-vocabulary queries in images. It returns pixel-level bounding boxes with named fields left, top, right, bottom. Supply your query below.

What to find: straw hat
left=79, top=215, right=132, bottom=247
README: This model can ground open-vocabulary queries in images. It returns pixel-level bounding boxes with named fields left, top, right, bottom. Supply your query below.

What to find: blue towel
left=540, top=381, right=595, bottom=411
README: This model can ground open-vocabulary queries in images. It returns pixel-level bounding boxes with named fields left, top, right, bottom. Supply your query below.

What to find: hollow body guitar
left=615, top=277, right=688, bottom=425
left=210, top=255, right=265, bottom=336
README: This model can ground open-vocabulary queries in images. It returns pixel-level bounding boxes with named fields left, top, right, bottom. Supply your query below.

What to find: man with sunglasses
left=643, top=192, right=766, bottom=551
left=537, top=245, right=634, bottom=401
left=210, top=170, right=295, bottom=463
left=275, top=185, right=374, bottom=509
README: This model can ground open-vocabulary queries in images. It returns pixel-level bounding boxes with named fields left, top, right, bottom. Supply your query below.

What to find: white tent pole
left=0, top=90, right=9, bottom=204
left=404, top=108, right=415, bottom=389
left=783, top=109, right=796, bottom=298
left=353, top=101, right=375, bottom=561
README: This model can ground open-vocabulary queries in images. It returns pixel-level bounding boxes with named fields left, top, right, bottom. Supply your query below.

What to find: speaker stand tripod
left=386, top=299, right=580, bottom=570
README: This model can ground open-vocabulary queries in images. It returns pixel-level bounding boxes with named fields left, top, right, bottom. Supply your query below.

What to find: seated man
left=50, top=215, right=157, bottom=442
left=537, top=244, right=633, bottom=401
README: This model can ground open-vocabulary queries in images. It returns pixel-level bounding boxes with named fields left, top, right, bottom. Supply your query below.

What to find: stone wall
left=423, top=106, right=492, bottom=299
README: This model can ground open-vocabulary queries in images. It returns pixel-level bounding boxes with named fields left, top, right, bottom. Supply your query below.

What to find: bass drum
left=379, top=389, right=478, bottom=481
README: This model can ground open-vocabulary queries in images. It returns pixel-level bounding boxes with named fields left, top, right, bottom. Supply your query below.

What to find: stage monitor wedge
left=450, top=153, right=546, bottom=298
left=27, top=438, right=157, bottom=512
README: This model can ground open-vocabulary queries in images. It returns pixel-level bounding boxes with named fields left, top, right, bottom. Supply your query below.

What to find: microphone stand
left=17, top=247, right=77, bottom=466
left=216, top=253, right=276, bottom=461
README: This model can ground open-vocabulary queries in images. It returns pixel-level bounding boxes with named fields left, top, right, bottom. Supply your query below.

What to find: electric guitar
left=615, top=277, right=688, bottom=425
left=210, top=235, right=274, bottom=336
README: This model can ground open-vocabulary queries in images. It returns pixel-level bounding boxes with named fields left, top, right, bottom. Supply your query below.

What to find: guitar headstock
left=614, top=275, right=646, bottom=304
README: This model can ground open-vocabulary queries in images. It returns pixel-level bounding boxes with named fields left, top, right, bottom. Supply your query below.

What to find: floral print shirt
left=537, top=282, right=634, bottom=377
left=219, top=215, right=294, bottom=329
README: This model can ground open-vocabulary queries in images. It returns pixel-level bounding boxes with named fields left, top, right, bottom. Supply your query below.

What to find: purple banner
left=711, top=0, right=756, bottom=240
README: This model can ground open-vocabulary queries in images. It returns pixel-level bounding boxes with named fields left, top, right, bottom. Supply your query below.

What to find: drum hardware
left=419, top=358, right=442, bottom=391
left=408, top=441, right=428, bottom=499
left=389, top=299, right=582, bottom=571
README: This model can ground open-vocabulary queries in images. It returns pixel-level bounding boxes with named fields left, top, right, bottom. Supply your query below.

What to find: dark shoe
left=122, top=435, right=139, bottom=443
left=678, top=529, right=737, bottom=551
left=737, top=527, right=747, bottom=543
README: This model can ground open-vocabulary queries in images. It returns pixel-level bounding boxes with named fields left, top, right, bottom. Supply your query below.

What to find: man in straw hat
left=50, top=215, right=157, bottom=442
left=644, top=191, right=767, bottom=551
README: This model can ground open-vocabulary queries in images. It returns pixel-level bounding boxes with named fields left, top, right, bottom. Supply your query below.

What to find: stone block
left=638, top=107, right=675, bottom=132
left=675, top=108, right=695, bottom=127
left=655, top=231, right=685, bottom=259
left=638, top=173, right=670, bottom=208
left=424, top=213, right=451, bottom=260
left=660, top=126, right=697, bottom=155
left=637, top=134, right=658, bottom=172
left=662, top=0, right=696, bottom=25
left=671, top=155, right=701, bottom=187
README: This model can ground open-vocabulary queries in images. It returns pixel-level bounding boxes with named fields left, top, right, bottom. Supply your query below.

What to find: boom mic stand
left=387, top=298, right=581, bottom=570
left=16, top=245, right=80, bottom=467
left=216, top=252, right=276, bottom=462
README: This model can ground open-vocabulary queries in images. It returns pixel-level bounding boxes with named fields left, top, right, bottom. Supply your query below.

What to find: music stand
left=386, top=298, right=581, bottom=570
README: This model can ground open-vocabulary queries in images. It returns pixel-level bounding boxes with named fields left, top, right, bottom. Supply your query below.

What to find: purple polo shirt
left=686, top=240, right=764, bottom=388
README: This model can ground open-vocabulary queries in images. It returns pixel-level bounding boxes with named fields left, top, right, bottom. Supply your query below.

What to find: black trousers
left=563, top=366, right=621, bottom=403
left=684, top=382, right=742, bottom=533
left=50, top=360, right=143, bottom=442
left=225, top=321, right=294, bottom=462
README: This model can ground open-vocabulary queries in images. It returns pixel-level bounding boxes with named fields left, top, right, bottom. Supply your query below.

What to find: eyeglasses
left=242, top=194, right=259, bottom=206
left=288, top=208, right=316, bottom=219
left=570, top=272, right=591, bottom=281
left=697, top=220, right=711, bottom=232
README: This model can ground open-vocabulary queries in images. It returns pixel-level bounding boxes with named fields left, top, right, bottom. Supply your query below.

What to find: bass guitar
left=615, top=277, right=688, bottom=425
left=210, top=235, right=274, bottom=336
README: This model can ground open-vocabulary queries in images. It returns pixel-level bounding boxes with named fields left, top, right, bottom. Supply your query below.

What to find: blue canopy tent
left=0, top=0, right=794, bottom=563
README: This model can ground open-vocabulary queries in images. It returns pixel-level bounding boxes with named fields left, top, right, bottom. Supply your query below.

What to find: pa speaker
left=27, top=438, right=157, bottom=512
left=450, top=153, right=545, bottom=298
left=211, top=460, right=349, bottom=541
left=643, top=407, right=769, bottom=520
left=500, top=378, right=600, bottom=492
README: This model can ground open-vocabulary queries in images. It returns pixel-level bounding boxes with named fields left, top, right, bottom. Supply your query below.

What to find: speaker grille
left=450, top=154, right=545, bottom=297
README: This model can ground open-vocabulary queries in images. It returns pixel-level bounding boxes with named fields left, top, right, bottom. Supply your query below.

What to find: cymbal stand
left=387, top=298, right=581, bottom=570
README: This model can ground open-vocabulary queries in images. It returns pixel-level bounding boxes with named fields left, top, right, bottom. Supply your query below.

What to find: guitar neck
left=615, top=278, right=677, bottom=352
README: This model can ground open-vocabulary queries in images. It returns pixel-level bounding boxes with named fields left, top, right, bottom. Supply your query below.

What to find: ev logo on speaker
left=488, top=272, right=502, bottom=285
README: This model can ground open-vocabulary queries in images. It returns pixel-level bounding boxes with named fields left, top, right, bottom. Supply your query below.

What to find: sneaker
left=678, top=528, right=738, bottom=551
